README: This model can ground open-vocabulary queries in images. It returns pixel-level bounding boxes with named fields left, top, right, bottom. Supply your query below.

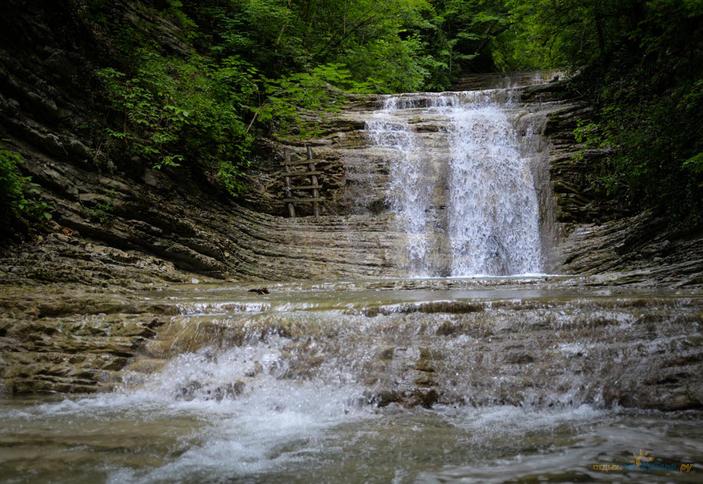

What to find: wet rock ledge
left=0, top=286, right=176, bottom=394
left=1, top=279, right=702, bottom=413
left=118, top=286, right=703, bottom=412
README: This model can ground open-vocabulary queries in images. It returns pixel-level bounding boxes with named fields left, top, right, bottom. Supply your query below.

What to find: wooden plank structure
left=282, top=145, right=323, bottom=218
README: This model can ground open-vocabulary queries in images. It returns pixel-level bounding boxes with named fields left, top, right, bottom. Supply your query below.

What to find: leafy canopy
left=86, top=0, right=703, bottom=223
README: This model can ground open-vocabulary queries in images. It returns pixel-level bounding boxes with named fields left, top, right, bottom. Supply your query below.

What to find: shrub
left=97, top=51, right=257, bottom=196
left=0, top=148, right=51, bottom=238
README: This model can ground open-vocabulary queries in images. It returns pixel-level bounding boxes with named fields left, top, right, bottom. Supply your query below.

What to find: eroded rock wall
left=0, top=1, right=403, bottom=285
left=522, top=84, right=703, bottom=285
left=1, top=1, right=702, bottom=285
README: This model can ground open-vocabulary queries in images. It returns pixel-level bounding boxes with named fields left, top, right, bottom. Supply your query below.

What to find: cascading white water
left=442, top=93, right=542, bottom=275
left=366, top=90, right=543, bottom=276
left=366, top=97, right=433, bottom=275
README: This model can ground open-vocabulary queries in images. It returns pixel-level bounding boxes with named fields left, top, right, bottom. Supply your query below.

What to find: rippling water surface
left=1, top=278, right=702, bottom=482
left=2, top=395, right=703, bottom=482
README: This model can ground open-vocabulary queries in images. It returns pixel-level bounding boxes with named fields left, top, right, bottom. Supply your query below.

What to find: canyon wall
left=1, top=1, right=702, bottom=286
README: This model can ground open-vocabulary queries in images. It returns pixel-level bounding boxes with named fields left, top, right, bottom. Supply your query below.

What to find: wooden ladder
left=283, top=145, right=323, bottom=218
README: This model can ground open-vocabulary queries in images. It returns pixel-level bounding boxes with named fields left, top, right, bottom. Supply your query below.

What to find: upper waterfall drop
left=365, top=89, right=544, bottom=277
left=366, top=97, right=434, bottom=276
left=443, top=92, right=542, bottom=276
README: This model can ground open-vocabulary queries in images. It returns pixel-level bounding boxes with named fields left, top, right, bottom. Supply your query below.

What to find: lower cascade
left=367, top=90, right=544, bottom=276
left=3, top=282, right=702, bottom=482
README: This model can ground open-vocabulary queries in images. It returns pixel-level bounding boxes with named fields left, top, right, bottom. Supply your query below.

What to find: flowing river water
left=1, top=279, right=702, bottom=482
left=1, top=79, right=702, bottom=482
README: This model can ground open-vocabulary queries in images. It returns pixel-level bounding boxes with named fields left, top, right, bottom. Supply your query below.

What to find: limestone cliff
left=2, top=2, right=703, bottom=402
left=0, top=1, right=702, bottom=287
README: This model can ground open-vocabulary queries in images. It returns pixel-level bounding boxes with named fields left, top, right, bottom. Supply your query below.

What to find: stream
left=1, top=278, right=702, bottom=482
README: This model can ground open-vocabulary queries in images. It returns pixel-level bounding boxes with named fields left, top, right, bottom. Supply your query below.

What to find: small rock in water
left=248, top=287, right=270, bottom=295
left=191, top=278, right=199, bottom=284
left=244, top=361, right=264, bottom=377
left=413, top=388, right=439, bottom=408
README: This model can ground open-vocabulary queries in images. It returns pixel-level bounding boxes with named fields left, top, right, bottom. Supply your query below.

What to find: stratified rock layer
left=5, top=280, right=701, bottom=411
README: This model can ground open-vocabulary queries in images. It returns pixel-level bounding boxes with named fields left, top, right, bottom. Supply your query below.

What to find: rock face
left=521, top=84, right=703, bottom=286
left=0, top=152, right=405, bottom=284
left=1, top=2, right=702, bottom=285
left=0, top=285, right=177, bottom=393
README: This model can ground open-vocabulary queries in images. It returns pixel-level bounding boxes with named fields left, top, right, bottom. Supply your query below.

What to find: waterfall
left=366, top=97, right=434, bottom=276
left=443, top=94, right=542, bottom=275
left=366, top=90, right=544, bottom=276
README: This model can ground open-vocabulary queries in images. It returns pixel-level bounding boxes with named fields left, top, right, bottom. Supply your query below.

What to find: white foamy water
left=366, top=97, right=433, bottom=275
left=442, top=95, right=542, bottom=275
left=2, top=339, right=370, bottom=482
left=366, top=89, right=543, bottom=276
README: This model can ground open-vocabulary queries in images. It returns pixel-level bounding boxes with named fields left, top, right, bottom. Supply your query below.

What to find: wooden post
left=307, top=145, right=320, bottom=218
left=284, top=149, right=295, bottom=218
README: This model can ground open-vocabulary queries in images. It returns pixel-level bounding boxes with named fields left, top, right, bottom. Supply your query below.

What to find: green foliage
left=85, top=0, right=703, bottom=223
left=257, top=63, right=371, bottom=137
left=0, top=148, right=27, bottom=229
left=0, top=147, right=51, bottom=237
left=573, top=122, right=600, bottom=146
left=578, top=1, right=703, bottom=220
left=87, top=200, right=115, bottom=225
left=430, top=0, right=512, bottom=74
left=340, top=36, right=433, bottom=93
left=98, top=51, right=255, bottom=195
left=684, top=153, right=703, bottom=178
left=184, top=0, right=444, bottom=90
